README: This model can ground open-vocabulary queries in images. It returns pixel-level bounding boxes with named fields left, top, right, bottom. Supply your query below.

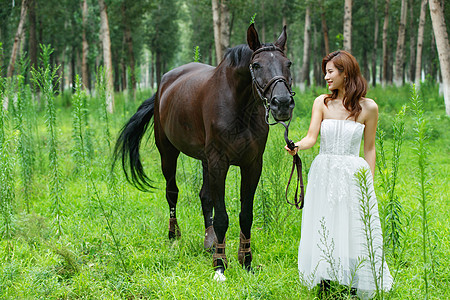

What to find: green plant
left=16, top=56, right=36, bottom=213
left=0, top=77, right=15, bottom=241
left=193, top=46, right=200, bottom=63
left=31, top=44, right=64, bottom=237
left=410, top=84, right=435, bottom=298
left=95, top=66, right=112, bottom=150
left=377, top=106, right=406, bottom=259
left=249, top=13, right=257, bottom=25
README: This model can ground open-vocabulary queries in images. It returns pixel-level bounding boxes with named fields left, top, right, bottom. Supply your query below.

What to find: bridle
left=249, top=45, right=296, bottom=126
left=249, top=46, right=304, bottom=210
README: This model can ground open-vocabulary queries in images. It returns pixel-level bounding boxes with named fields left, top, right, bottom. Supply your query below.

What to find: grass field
left=0, top=80, right=448, bottom=299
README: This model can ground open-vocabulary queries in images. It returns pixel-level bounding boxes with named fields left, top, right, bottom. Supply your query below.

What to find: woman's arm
left=285, top=95, right=324, bottom=155
left=362, top=99, right=379, bottom=177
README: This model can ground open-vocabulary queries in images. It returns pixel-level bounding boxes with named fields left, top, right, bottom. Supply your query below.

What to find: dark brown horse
left=114, top=24, right=295, bottom=280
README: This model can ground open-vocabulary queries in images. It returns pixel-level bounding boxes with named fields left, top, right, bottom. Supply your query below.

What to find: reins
left=249, top=46, right=304, bottom=209
left=278, top=120, right=305, bottom=209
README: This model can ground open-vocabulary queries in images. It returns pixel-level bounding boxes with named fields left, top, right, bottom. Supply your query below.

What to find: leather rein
left=249, top=46, right=305, bottom=210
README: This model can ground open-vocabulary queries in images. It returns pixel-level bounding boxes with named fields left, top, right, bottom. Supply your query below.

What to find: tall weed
left=377, top=106, right=406, bottom=259
left=0, top=78, right=15, bottom=240
left=31, top=44, right=64, bottom=237
left=410, top=84, right=436, bottom=297
left=15, top=56, right=36, bottom=213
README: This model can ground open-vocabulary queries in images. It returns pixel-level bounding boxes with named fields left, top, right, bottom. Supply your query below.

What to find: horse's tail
left=113, top=94, right=156, bottom=191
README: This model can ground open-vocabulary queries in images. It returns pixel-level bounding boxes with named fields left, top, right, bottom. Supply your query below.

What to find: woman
left=285, top=50, right=392, bottom=299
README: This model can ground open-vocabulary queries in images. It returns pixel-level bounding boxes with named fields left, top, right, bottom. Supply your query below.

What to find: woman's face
left=324, top=61, right=345, bottom=91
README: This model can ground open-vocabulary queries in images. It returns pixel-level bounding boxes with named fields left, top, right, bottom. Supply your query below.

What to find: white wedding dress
left=298, top=119, right=393, bottom=299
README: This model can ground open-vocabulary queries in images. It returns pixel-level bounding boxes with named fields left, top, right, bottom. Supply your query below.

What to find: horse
left=113, top=24, right=295, bottom=280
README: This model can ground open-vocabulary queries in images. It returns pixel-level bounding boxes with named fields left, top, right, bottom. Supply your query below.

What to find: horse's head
left=247, top=24, right=295, bottom=123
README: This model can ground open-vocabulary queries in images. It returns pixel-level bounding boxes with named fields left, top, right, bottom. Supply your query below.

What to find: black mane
left=223, top=43, right=277, bottom=68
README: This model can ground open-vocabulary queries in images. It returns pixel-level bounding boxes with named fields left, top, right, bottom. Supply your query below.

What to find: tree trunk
left=151, top=53, right=155, bottom=90
left=7, top=0, right=29, bottom=77
left=98, top=0, right=114, bottom=113
left=82, top=0, right=89, bottom=90
left=415, top=0, right=427, bottom=86
left=371, top=0, right=379, bottom=87
left=212, top=0, right=221, bottom=64
left=394, top=0, right=407, bottom=86
left=429, top=0, right=450, bottom=115
left=60, top=48, right=66, bottom=93
left=320, top=0, right=330, bottom=56
left=382, top=0, right=390, bottom=86
left=219, top=0, right=230, bottom=59
left=122, top=2, right=136, bottom=100
left=313, top=24, right=322, bottom=85
left=212, top=0, right=230, bottom=65
left=299, top=4, right=311, bottom=91
left=28, top=0, right=37, bottom=72
left=343, top=0, right=352, bottom=53
left=408, top=0, right=416, bottom=83
left=156, top=51, right=162, bottom=87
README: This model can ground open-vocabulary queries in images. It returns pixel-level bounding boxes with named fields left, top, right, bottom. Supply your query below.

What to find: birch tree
left=7, top=0, right=29, bottom=77
left=429, top=0, right=450, bottom=115
left=371, top=0, right=379, bottom=87
left=299, top=4, right=311, bottom=91
left=415, top=0, right=428, bottom=86
left=28, top=0, right=37, bottom=71
left=99, top=0, right=114, bottom=113
left=320, top=0, right=330, bottom=56
left=382, top=0, right=390, bottom=86
left=343, top=0, right=352, bottom=53
left=408, top=0, right=416, bottom=83
left=81, top=0, right=89, bottom=90
left=212, top=0, right=230, bottom=65
left=394, top=0, right=407, bottom=86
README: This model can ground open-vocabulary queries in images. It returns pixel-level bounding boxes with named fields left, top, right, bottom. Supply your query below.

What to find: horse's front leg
left=238, top=157, right=263, bottom=271
left=199, top=160, right=216, bottom=250
left=207, top=153, right=230, bottom=281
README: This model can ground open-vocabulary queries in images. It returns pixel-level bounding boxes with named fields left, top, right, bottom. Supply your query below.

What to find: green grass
left=0, top=83, right=448, bottom=299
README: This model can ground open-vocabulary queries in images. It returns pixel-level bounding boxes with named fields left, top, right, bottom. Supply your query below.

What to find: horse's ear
left=247, top=23, right=261, bottom=51
left=274, top=25, right=287, bottom=51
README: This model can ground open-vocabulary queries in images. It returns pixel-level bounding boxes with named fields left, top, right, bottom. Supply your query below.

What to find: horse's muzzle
left=270, top=95, right=295, bottom=121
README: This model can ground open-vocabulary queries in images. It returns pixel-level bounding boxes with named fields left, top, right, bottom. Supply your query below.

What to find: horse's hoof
left=244, top=264, right=254, bottom=273
left=213, top=267, right=226, bottom=282
left=168, top=218, right=181, bottom=240
left=204, top=225, right=216, bottom=250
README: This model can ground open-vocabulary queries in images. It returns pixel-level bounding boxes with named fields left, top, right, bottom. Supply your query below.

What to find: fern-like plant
left=0, top=77, right=15, bottom=239
left=376, top=106, right=406, bottom=259
left=16, top=55, right=36, bottom=213
left=31, top=44, right=64, bottom=237
left=410, top=84, right=435, bottom=298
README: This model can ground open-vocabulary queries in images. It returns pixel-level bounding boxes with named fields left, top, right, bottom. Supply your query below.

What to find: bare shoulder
left=313, top=94, right=327, bottom=106
left=360, top=97, right=378, bottom=122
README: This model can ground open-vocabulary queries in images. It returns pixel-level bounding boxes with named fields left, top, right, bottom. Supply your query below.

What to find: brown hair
left=322, top=50, right=367, bottom=120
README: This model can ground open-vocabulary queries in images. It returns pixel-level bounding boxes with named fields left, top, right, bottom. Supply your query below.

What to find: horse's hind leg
left=157, top=140, right=181, bottom=239
left=200, top=161, right=216, bottom=250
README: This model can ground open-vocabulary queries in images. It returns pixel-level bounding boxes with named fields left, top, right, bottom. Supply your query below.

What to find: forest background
left=0, top=0, right=449, bottom=299
left=1, top=0, right=450, bottom=113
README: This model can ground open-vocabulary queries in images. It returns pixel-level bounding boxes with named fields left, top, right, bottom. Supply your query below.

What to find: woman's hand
left=284, top=143, right=299, bottom=156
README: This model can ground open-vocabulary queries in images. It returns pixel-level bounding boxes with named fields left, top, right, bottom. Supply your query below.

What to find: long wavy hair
left=322, top=50, right=367, bottom=120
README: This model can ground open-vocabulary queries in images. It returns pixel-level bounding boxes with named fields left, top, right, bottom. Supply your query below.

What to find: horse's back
left=156, top=62, right=216, bottom=158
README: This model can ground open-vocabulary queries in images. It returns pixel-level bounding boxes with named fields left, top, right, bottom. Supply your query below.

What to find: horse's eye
left=287, top=61, right=292, bottom=68
left=252, top=62, right=261, bottom=70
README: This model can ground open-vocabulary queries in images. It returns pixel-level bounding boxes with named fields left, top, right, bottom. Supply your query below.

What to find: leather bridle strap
left=279, top=120, right=305, bottom=210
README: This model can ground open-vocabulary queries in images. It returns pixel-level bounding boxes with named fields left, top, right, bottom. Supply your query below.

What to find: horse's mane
left=223, top=43, right=275, bottom=68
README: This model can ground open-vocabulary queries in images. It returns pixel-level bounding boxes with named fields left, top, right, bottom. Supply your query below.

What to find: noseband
left=249, top=46, right=296, bottom=126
